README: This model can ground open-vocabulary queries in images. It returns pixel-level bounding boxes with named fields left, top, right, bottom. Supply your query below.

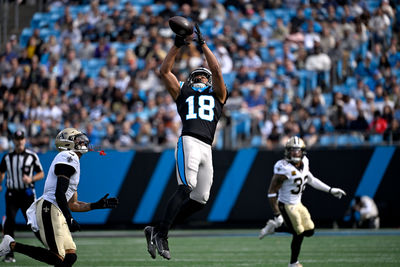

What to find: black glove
left=68, top=218, right=81, bottom=232
left=90, top=194, right=119, bottom=210
left=194, top=23, right=205, bottom=46
left=174, top=34, right=188, bottom=48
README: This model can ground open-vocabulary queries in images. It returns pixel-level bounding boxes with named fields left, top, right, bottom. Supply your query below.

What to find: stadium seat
left=250, top=135, right=263, bottom=147
left=230, top=111, right=251, bottom=148
left=319, top=135, right=335, bottom=146
left=222, top=72, right=236, bottom=92
left=369, top=134, right=384, bottom=144
left=323, top=93, right=333, bottom=106
left=336, top=134, right=350, bottom=146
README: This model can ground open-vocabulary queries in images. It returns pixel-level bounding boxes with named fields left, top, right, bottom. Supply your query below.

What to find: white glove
left=330, top=188, right=346, bottom=199
left=274, top=214, right=284, bottom=227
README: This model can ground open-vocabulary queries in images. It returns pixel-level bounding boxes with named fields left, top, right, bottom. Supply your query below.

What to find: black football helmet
left=188, top=67, right=212, bottom=88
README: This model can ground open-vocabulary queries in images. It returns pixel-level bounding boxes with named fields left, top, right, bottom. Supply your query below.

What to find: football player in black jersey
left=144, top=23, right=228, bottom=260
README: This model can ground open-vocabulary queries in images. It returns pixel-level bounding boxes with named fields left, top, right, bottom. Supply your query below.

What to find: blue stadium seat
left=319, top=135, right=335, bottom=146
left=250, top=135, right=263, bottom=147
left=223, top=72, right=236, bottom=92
left=336, top=134, right=350, bottom=146
left=230, top=111, right=251, bottom=148
left=30, top=13, right=46, bottom=29
left=347, top=134, right=364, bottom=145
left=369, top=134, right=384, bottom=144
left=20, top=28, right=33, bottom=47
left=323, top=93, right=333, bottom=106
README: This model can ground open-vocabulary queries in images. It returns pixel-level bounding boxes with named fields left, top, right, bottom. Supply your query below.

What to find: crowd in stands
left=1, top=0, right=400, bottom=152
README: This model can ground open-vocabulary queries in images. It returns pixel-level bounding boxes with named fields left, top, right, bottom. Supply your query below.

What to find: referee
left=0, top=130, right=44, bottom=263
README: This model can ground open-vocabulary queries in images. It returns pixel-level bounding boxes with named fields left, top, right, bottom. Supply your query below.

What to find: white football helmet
left=284, top=136, right=306, bottom=164
left=55, top=128, right=89, bottom=154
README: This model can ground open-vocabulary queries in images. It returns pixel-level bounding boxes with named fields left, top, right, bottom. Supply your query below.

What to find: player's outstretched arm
left=90, top=193, right=119, bottom=209
left=329, top=188, right=346, bottom=199
left=68, top=193, right=119, bottom=212
left=160, top=42, right=183, bottom=101
left=194, top=23, right=227, bottom=103
left=307, top=173, right=346, bottom=199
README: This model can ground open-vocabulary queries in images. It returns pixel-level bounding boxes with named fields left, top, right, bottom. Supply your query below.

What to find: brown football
left=168, top=16, right=193, bottom=36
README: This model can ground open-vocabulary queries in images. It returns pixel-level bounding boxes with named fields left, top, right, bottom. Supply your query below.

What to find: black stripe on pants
left=42, top=200, right=59, bottom=254
left=278, top=201, right=296, bottom=235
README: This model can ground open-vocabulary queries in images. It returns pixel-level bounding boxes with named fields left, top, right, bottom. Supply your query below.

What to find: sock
left=173, top=198, right=205, bottom=226
left=157, top=185, right=191, bottom=236
left=14, top=243, right=62, bottom=265
left=290, top=234, right=304, bottom=264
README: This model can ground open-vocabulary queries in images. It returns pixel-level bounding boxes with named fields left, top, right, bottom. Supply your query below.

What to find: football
left=168, top=16, right=193, bottom=36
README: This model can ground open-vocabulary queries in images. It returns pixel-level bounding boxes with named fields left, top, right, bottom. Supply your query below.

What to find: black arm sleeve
left=54, top=163, right=76, bottom=178
left=55, top=166, right=74, bottom=223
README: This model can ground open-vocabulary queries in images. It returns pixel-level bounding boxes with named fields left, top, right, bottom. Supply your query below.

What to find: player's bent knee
left=303, top=229, right=315, bottom=237
left=63, top=253, right=77, bottom=266
left=191, top=192, right=209, bottom=204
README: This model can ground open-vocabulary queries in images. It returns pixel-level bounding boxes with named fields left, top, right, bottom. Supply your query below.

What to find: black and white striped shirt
left=0, top=149, right=43, bottom=190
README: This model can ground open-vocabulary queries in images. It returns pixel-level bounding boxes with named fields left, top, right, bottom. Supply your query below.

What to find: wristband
left=268, top=193, right=277, bottom=198
left=328, top=188, right=332, bottom=194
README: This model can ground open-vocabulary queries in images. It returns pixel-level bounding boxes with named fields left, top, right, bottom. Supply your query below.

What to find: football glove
left=329, top=188, right=346, bottom=199
left=91, top=194, right=119, bottom=210
left=174, top=34, right=189, bottom=48
left=68, top=218, right=81, bottom=232
left=194, top=23, right=205, bottom=46
left=274, top=214, right=284, bottom=227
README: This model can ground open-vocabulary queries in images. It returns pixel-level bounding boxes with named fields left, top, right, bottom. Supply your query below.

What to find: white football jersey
left=275, top=156, right=312, bottom=205
left=42, top=151, right=80, bottom=209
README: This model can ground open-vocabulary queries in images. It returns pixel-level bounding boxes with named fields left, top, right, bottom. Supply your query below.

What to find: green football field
left=6, top=229, right=400, bottom=266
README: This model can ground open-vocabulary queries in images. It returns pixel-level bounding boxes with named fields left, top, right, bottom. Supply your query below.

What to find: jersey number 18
left=186, top=95, right=215, bottom=122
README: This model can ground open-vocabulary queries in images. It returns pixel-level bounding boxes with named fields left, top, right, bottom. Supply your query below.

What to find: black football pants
left=4, top=189, right=35, bottom=237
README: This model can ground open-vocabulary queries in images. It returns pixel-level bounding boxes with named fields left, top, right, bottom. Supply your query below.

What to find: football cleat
left=0, top=235, right=14, bottom=257
left=153, top=233, right=171, bottom=260
left=288, top=261, right=303, bottom=267
left=3, top=256, right=16, bottom=263
left=259, top=220, right=276, bottom=239
left=144, top=226, right=156, bottom=259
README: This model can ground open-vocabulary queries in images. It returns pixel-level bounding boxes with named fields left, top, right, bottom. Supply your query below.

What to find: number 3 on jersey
left=186, top=95, right=215, bottom=121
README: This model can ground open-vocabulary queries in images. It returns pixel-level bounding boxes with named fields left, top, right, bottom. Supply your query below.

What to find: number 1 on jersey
left=186, top=95, right=215, bottom=121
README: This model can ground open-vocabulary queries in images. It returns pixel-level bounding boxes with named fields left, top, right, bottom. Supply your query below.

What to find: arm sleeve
left=54, top=163, right=76, bottom=178
left=54, top=164, right=76, bottom=222
left=306, top=172, right=331, bottom=193
left=55, top=176, right=72, bottom=222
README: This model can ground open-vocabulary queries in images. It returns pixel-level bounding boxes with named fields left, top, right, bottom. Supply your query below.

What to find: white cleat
left=0, top=235, right=14, bottom=257
left=288, top=261, right=303, bottom=267
left=259, top=219, right=276, bottom=239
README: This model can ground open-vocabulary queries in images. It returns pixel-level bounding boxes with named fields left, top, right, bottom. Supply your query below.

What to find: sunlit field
left=6, top=229, right=400, bottom=266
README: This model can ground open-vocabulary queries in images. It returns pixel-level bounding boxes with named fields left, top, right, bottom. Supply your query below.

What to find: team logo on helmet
left=284, top=136, right=306, bottom=164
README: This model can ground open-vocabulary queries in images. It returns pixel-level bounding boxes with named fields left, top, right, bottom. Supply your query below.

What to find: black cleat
left=144, top=226, right=156, bottom=259
left=153, top=233, right=171, bottom=260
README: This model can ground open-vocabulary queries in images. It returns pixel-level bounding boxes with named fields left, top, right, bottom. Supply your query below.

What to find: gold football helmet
left=55, top=128, right=89, bottom=154
left=284, top=136, right=306, bottom=164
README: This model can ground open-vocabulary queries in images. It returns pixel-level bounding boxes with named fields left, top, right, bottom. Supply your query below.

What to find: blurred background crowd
left=0, top=0, right=400, bottom=152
